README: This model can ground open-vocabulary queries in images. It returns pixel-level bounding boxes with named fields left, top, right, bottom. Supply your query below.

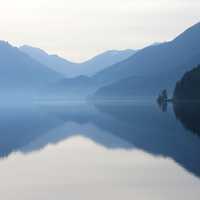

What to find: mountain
left=19, top=45, right=76, bottom=77
left=92, top=22, right=200, bottom=98
left=92, top=76, right=160, bottom=100
left=44, top=75, right=100, bottom=100
left=0, top=41, right=61, bottom=96
left=78, top=49, right=136, bottom=76
left=20, top=45, right=136, bottom=77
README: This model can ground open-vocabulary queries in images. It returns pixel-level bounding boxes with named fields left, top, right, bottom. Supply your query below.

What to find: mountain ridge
left=20, top=45, right=136, bottom=77
left=0, top=41, right=62, bottom=96
left=92, top=21, right=200, bottom=98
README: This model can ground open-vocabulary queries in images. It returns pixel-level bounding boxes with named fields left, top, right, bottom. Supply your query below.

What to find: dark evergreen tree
left=174, top=65, right=200, bottom=101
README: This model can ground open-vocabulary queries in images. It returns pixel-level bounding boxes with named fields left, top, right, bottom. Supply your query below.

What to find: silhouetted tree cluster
left=173, top=65, right=200, bottom=136
left=174, top=65, right=200, bottom=101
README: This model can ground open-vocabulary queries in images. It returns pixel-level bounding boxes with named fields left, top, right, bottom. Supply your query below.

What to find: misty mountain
left=43, top=75, right=101, bottom=100
left=92, top=76, right=161, bottom=100
left=92, top=22, right=200, bottom=98
left=79, top=49, right=136, bottom=76
left=20, top=45, right=136, bottom=77
left=0, top=41, right=61, bottom=95
left=19, top=45, right=76, bottom=77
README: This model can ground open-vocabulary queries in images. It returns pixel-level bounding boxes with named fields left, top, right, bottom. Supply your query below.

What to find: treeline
left=172, top=65, right=200, bottom=136
left=173, top=65, right=200, bottom=101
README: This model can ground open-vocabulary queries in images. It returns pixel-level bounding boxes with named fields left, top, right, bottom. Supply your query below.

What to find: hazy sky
left=0, top=0, right=199, bottom=62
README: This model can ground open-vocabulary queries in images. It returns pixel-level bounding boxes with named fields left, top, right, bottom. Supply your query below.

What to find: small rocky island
left=157, top=89, right=170, bottom=112
left=157, top=89, right=168, bottom=104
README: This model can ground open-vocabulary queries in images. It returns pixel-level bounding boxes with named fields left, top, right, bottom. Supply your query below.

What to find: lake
left=0, top=100, right=199, bottom=200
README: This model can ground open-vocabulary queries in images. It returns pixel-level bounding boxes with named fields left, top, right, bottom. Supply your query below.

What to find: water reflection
left=0, top=101, right=200, bottom=180
left=0, top=104, right=63, bottom=158
left=157, top=99, right=168, bottom=112
left=94, top=102, right=200, bottom=178
left=173, top=102, right=200, bottom=136
left=1, top=136, right=200, bottom=200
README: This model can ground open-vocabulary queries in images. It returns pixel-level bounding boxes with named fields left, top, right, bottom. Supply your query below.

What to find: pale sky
left=0, top=0, right=199, bottom=62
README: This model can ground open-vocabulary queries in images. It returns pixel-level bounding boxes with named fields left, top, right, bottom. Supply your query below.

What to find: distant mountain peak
left=174, top=21, right=200, bottom=42
left=20, top=45, right=53, bottom=57
left=0, top=41, right=14, bottom=48
left=0, top=41, right=62, bottom=94
left=92, top=21, right=200, bottom=99
left=20, top=45, right=137, bottom=77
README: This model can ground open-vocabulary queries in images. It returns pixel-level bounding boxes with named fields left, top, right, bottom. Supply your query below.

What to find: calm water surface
left=0, top=101, right=200, bottom=200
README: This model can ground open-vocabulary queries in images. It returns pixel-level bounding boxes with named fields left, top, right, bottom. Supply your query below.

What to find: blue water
left=0, top=101, right=199, bottom=200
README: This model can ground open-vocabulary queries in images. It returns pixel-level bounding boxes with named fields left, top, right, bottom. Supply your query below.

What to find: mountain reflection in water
left=0, top=101, right=199, bottom=179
